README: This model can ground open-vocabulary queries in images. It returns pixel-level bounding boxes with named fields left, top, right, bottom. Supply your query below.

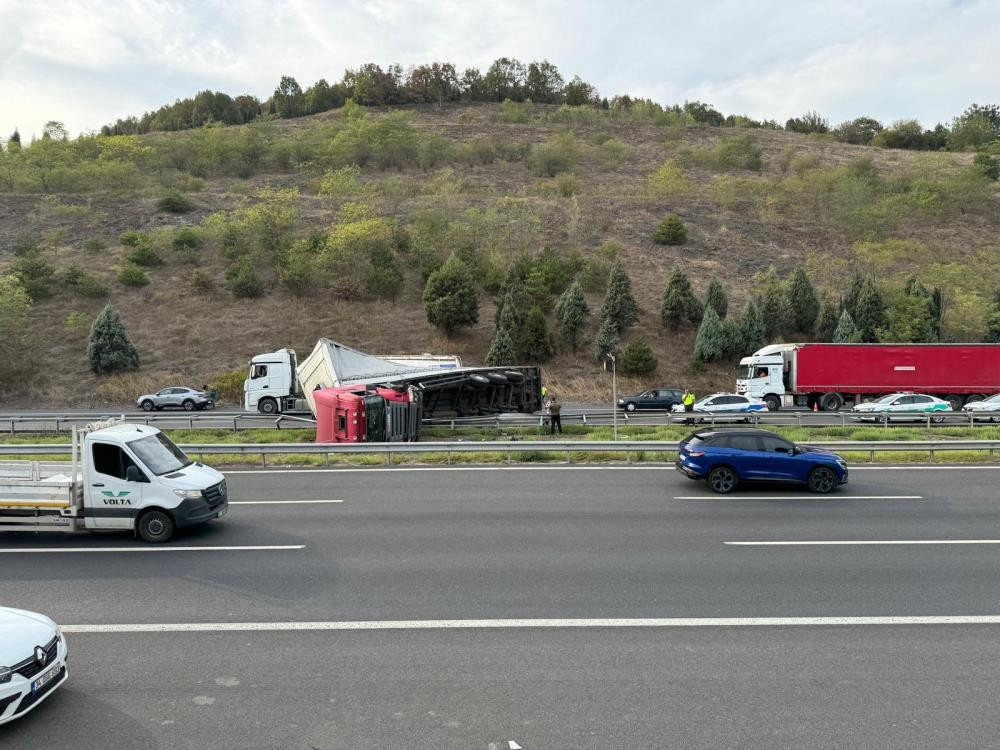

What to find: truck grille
left=13, top=635, right=59, bottom=679
left=202, top=480, right=227, bottom=509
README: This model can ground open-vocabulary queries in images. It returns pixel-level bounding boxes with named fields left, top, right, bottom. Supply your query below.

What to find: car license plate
left=217, top=507, right=227, bottom=519
left=31, top=663, right=60, bottom=693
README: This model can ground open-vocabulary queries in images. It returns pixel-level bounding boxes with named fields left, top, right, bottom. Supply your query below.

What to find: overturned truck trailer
left=299, top=339, right=542, bottom=420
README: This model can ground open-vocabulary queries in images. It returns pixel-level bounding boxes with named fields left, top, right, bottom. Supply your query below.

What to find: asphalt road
left=3, top=464, right=1000, bottom=748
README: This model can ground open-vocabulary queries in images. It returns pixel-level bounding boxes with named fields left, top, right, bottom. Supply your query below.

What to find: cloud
left=1, top=0, right=997, bottom=138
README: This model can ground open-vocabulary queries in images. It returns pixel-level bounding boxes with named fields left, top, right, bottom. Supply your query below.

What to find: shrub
left=64, top=311, right=90, bottom=333
left=422, top=254, right=479, bottom=335
left=127, top=240, right=163, bottom=267
left=190, top=269, right=214, bottom=292
left=599, top=138, right=630, bottom=167
left=317, top=164, right=363, bottom=196
left=172, top=226, right=203, bottom=252
left=118, top=263, right=149, bottom=287
left=530, top=132, right=579, bottom=177
left=87, top=304, right=139, bottom=375
left=12, top=254, right=56, bottom=299
left=714, top=135, right=763, bottom=170
left=365, top=246, right=404, bottom=300
left=157, top=190, right=195, bottom=213
left=973, top=153, right=999, bottom=181
left=119, top=229, right=147, bottom=247
left=620, top=339, right=657, bottom=375
left=647, top=161, right=691, bottom=196
left=83, top=238, right=107, bottom=253
left=62, top=266, right=108, bottom=298
left=652, top=213, right=687, bottom=245
left=225, top=256, right=266, bottom=298
left=213, top=368, right=247, bottom=405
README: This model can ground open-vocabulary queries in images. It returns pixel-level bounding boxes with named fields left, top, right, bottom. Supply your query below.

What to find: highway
left=3, top=464, right=1000, bottom=748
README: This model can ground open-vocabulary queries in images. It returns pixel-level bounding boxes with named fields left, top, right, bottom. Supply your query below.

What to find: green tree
left=271, top=75, right=306, bottom=118
left=833, top=309, right=860, bottom=343
left=593, top=315, right=620, bottom=362
left=693, top=306, right=727, bottom=362
left=720, top=317, right=743, bottom=359
left=225, top=256, right=266, bottom=298
left=985, top=297, right=1000, bottom=343
left=519, top=305, right=554, bottom=362
left=756, top=269, right=793, bottom=339
left=973, top=153, right=1000, bottom=181
left=739, top=300, right=766, bottom=354
left=660, top=269, right=703, bottom=329
left=652, top=213, right=687, bottom=245
left=854, top=276, right=886, bottom=342
left=87, top=304, right=139, bottom=375
left=422, top=254, right=479, bottom=335
left=555, top=280, right=589, bottom=352
left=0, top=275, right=33, bottom=388
left=600, top=257, right=638, bottom=332
left=620, top=339, right=657, bottom=376
left=814, top=293, right=839, bottom=341
left=788, top=266, right=819, bottom=333
left=843, top=271, right=865, bottom=320
left=485, top=327, right=516, bottom=366
left=12, top=253, right=56, bottom=299
left=705, top=276, right=728, bottom=319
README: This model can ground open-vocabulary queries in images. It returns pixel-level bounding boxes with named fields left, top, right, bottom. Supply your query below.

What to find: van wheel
left=808, top=467, right=837, bottom=494
left=137, top=510, right=174, bottom=544
left=707, top=466, right=738, bottom=494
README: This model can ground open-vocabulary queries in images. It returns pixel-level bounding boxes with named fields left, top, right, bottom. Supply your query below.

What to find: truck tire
left=140, top=400, right=154, bottom=412
left=965, top=395, right=984, bottom=404
left=137, top=510, right=174, bottom=543
left=944, top=395, right=963, bottom=411
left=820, top=393, right=843, bottom=412
left=707, top=466, right=738, bottom=494
left=763, top=394, right=781, bottom=412
left=258, top=398, right=278, bottom=415
left=808, top=467, right=837, bottom=494
left=182, top=399, right=196, bottom=411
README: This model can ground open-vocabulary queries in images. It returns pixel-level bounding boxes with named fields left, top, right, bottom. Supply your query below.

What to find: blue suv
left=676, top=428, right=848, bottom=494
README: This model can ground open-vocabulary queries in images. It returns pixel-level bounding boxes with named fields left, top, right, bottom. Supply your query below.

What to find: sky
left=1, top=0, right=998, bottom=139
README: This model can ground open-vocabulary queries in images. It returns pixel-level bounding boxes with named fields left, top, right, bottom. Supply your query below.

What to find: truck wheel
left=137, top=510, right=174, bottom=544
left=707, top=466, right=738, bottom=494
left=808, top=467, right=837, bottom=494
left=140, top=400, right=154, bottom=412
left=183, top=399, right=195, bottom=411
left=763, top=394, right=781, bottom=412
left=258, top=398, right=278, bottom=415
left=821, top=393, right=843, bottom=412
left=966, top=395, right=984, bottom=404
left=944, top=395, right=963, bottom=411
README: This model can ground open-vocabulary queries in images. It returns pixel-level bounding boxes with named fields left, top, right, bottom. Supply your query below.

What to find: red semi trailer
left=736, top=343, right=1000, bottom=411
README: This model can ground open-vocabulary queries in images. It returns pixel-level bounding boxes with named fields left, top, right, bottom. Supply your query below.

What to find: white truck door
left=87, top=441, right=144, bottom=529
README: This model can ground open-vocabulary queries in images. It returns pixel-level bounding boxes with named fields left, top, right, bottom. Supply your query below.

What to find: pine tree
left=87, top=304, right=140, bottom=375
left=422, top=254, right=479, bottom=336
left=556, top=280, right=589, bottom=352
left=720, top=318, right=743, bottom=359
left=485, top=327, right=516, bottom=366
left=854, top=276, right=886, bottom=342
left=694, top=306, right=726, bottom=362
left=519, top=306, right=554, bottom=362
left=756, top=269, right=793, bottom=339
left=660, top=269, right=703, bottom=329
left=833, top=309, right=860, bottom=343
left=814, top=293, right=839, bottom=341
left=986, top=306, right=1000, bottom=343
left=594, top=315, right=620, bottom=362
left=705, top=276, right=728, bottom=319
left=599, top=257, right=638, bottom=332
left=788, top=266, right=819, bottom=333
left=494, top=266, right=528, bottom=329
left=620, top=339, right=658, bottom=376
left=652, top=213, right=687, bottom=245
left=843, top=270, right=865, bottom=320
left=739, top=300, right=766, bottom=354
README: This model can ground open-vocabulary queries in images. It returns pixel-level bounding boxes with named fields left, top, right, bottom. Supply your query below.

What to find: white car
left=851, top=392, right=951, bottom=423
left=672, top=393, right=769, bottom=422
left=0, top=607, right=68, bottom=725
left=962, top=394, right=1000, bottom=423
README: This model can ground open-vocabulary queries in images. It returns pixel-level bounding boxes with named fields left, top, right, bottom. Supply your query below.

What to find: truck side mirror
left=126, top=465, right=147, bottom=483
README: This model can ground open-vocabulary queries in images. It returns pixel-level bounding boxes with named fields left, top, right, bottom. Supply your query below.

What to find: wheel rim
left=931, top=414, right=945, bottom=423
left=147, top=518, right=165, bottom=536
left=812, top=470, right=834, bottom=493
left=710, top=469, right=735, bottom=492
left=626, top=404, right=635, bottom=412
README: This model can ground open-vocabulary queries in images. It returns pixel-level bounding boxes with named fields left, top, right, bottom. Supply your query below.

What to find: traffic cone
left=813, top=401, right=819, bottom=412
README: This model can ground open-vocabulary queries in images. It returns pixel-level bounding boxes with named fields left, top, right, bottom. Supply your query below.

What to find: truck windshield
left=128, top=433, right=193, bottom=476
left=740, top=365, right=758, bottom=379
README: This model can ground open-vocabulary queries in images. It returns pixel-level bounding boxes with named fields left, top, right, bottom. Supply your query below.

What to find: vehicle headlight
left=173, top=489, right=203, bottom=500
left=0, top=666, right=11, bottom=684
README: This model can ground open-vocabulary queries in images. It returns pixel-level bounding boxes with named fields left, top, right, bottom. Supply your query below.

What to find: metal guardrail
left=0, top=413, right=316, bottom=434
left=1, top=439, right=998, bottom=465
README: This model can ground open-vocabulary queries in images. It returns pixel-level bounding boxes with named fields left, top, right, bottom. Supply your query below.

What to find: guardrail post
left=450, top=420, right=455, bottom=431
left=446, top=449, right=452, bottom=465
left=9, top=419, right=13, bottom=435
left=55, top=418, right=60, bottom=432
left=189, top=416, right=194, bottom=429
left=930, top=447, right=936, bottom=463
left=926, top=412, right=931, bottom=429
left=625, top=446, right=631, bottom=464
left=582, top=413, right=587, bottom=425
left=870, top=448, right=875, bottom=462
left=261, top=452, right=266, bottom=467
left=386, top=449, right=391, bottom=466
left=795, top=412, right=801, bottom=427
left=233, top=419, right=238, bottom=433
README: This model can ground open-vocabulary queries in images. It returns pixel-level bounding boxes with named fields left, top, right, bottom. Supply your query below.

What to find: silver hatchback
left=137, top=387, right=213, bottom=412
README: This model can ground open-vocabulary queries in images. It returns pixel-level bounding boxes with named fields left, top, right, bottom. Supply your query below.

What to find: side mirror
left=125, top=465, right=146, bottom=483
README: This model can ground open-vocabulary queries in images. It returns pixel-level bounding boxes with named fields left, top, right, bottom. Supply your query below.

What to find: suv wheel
left=182, top=399, right=195, bottom=411
left=140, top=400, right=154, bottom=412
left=707, top=466, right=738, bottom=494
left=808, top=467, right=837, bottom=494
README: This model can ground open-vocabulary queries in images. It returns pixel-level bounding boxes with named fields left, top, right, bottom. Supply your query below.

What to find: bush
left=172, top=226, right=203, bottom=251
left=365, top=246, right=404, bottom=300
left=652, top=213, right=687, bottom=245
left=225, top=256, right=266, bottom=298
left=118, top=262, right=149, bottom=287
left=87, top=304, right=139, bottom=375
left=188, top=269, right=213, bottom=292
left=714, top=134, right=763, bottom=170
left=127, top=240, right=163, bottom=267
left=157, top=190, right=195, bottom=213
left=317, top=164, right=363, bottom=197
left=119, top=229, right=147, bottom=247
left=12, top=254, right=56, bottom=299
left=599, top=138, right=630, bottom=167
left=64, top=311, right=90, bottom=333
left=973, top=153, right=999, bottom=181
left=530, top=132, right=579, bottom=177
left=83, top=238, right=107, bottom=253
left=647, top=161, right=691, bottom=196
left=422, top=254, right=479, bottom=335
left=620, top=339, right=657, bottom=375
left=62, top=266, right=108, bottom=298
left=213, top=368, right=247, bottom=405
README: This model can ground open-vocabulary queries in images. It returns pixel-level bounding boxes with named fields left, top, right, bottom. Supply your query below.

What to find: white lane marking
left=0, top=545, right=305, bottom=554
left=224, top=465, right=1000, bottom=475
left=60, top=615, right=1000, bottom=633
left=509, top=742, right=523, bottom=750
left=230, top=500, right=343, bottom=505
left=674, top=495, right=922, bottom=500
left=727, top=540, right=1000, bottom=546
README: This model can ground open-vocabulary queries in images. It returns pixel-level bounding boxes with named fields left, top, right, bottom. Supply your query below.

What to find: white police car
left=0, top=607, right=68, bottom=725
left=672, top=392, right=769, bottom=422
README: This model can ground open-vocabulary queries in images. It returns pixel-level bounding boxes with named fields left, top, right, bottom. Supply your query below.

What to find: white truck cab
left=0, top=418, right=227, bottom=543
left=735, top=344, right=794, bottom=410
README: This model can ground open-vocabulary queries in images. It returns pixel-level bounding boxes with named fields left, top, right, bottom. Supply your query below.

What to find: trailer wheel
left=820, top=393, right=843, bottom=412
left=944, top=395, right=963, bottom=411
left=258, top=398, right=278, bottom=415
left=763, top=394, right=781, bottom=412
left=137, top=510, right=174, bottom=544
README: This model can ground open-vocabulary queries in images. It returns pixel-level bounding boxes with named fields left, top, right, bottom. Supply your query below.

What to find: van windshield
left=128, top=433, right=193, bottom=476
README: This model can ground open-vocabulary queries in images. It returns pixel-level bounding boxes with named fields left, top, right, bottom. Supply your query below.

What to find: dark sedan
left=617, top=388, right=683, bottom=412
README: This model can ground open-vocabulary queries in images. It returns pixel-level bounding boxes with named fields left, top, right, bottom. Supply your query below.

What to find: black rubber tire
left=258, top=398, right=277, bottom=415
left=966, top=395, right=984, bottom=404
left=808, top=467, right=837, bottom=494
left=140, top=400, right=154, bottom=412
left=137, top=510, right=174, bottom=544
left=991, top=415, right=1000, bottom=424
left=764, top=395, right=781, bottom=412
left=707, top=466, right=738, bottom=494
left=182, top=400, right=195, bottom=411
left=945, top=395, right=963, bottom=411
left=931, top=413, right=946, bottom=424
left=625, top=402, right=636, bottom=412
left=820, top=393, right=843, bottom=412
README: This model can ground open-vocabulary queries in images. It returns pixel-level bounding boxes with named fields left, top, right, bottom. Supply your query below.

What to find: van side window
left=251, top=364, right=268, bottom=379
left=92, top=443, right=140, bottom=480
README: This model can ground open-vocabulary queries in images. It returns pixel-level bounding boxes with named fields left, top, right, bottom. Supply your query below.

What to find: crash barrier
left=0, top=412, right=317, bottom=434
left=2, top=439, right=999, bottom=466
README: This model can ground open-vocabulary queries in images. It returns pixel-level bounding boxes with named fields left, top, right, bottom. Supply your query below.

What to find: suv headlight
left=173, top=489, right=203, bottom=500
left=0, top=666, right=11, bottom=684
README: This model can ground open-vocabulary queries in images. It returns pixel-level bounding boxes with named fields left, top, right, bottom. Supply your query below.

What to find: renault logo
left=35, top=646, right=47, bottom=665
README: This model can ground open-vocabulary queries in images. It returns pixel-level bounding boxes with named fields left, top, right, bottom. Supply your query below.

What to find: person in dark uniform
left=549, top=395, right=562, bottom=434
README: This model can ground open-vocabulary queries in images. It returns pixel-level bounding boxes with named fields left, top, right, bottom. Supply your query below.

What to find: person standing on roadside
left=682, top=388, right=696, bottom=424
left=549, top=395, right=562, bottom=434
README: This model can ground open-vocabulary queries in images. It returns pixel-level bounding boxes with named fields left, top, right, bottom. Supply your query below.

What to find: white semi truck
left=0, top=418, right=227, bottom=543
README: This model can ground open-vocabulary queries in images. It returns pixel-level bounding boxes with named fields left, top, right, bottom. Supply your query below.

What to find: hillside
left=0, top=102, right=998, bottom=407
